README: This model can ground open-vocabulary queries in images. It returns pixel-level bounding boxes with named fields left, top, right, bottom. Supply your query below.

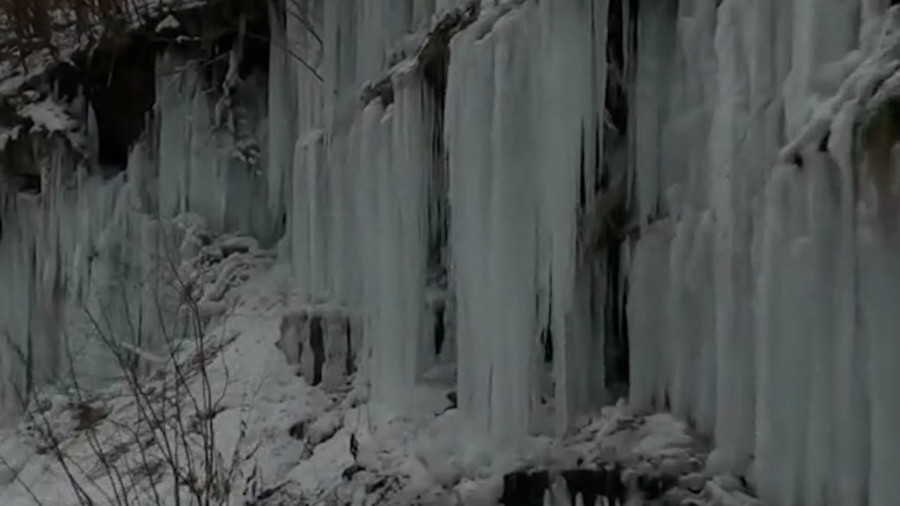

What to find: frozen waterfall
left=4, top=0, right=900, bottom=504
left=270, top=0, right=900, bottom=504
left=0, top=13, right=274, bottom=420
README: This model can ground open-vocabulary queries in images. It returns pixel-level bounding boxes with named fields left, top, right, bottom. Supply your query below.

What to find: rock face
left=277, top=305, right=361, bottom=390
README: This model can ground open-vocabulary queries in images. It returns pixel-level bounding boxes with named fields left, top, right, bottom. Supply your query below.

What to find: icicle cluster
left=6, top=1, right=900, bottom=505
left=0, top=27, right=273, bottom=422
left=272, top=0, right=612, bottom=442
left=156, top=50, right=274, bottom=242
left=446, top=0, right=611, bottom=442
left=273, top=0, right=451, bottom=409
left=628, top=1, right=900, bottom=505
left=0, top=138, right=168, bottom=418
left=272, top=0, right=900, bottom=504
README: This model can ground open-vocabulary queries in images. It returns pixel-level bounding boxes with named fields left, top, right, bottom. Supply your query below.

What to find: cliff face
left=2, top=0, right=900, bottom=505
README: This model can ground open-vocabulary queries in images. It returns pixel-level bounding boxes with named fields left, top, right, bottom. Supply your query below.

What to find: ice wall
left=626, top=1, right=900, bottom=505
left=156, top=50, right=274, bottom=243
left=0, top=29, right=273, bottom=422
left=446, top=0, right=611, bottom=441
left=0, top=137, right=168, bottom=417
left=272, top=0, right=615, bottom=441
left=275, top=0, right=453, bottom=402
left=275, top=0, right=900, bottom=504
left=6, top=0, right=900, bottom=504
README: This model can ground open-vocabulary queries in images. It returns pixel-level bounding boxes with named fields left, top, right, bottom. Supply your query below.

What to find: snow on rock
left=17, top=99, right=77, bottom=134
left=0, top=125, right=21, bottom=150
left=155, top=14, right=181, bottom=32
left=175, top=221, right=274, bottom=321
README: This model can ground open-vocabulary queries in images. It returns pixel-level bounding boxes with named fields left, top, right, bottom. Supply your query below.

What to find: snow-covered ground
left=0, top=240, right=759, bottom=506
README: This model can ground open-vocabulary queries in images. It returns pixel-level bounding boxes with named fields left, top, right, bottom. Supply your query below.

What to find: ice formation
left=271, top=0, right=900, bottom=503
left=0, top=8, right=273, bottom=421
left=5, top=0, right=900, bottom=504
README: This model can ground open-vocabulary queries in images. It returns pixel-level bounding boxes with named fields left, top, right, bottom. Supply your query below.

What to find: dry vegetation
left=0, top=0, right=324, bottom=85
left=0, top=0, right=189, bottom=72
left=0, top=0, right=175, bottom=37
left=2, top=226, right=267, bottom=506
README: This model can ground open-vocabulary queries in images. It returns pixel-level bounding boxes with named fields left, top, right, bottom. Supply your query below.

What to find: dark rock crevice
left=572, top=0, right=639, bottom=403
left=604, top=244, right=630, bottom=396
left=500, top=467, right=629, bottom=506
left=433, top=304, right=446, bottom=357
left=9, top=0, right=271, bottom=179
left=345, top=323, right=355, bottom=377
left=79, top=36, right=156, bottom=172
left=309, top=315, right=324, bottom=386
left=500, top=471, right=550, bottom=506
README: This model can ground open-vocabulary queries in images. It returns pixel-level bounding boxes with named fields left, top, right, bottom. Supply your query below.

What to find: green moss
left=857, top=95, right=900, bottom=154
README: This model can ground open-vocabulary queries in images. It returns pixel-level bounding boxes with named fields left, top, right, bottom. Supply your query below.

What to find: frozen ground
left=0, top=237, right=760, bottom=506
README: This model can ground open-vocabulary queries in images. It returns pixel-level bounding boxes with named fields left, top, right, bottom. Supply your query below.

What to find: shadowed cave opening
left=75, top=35, right=157, bottom=174
left=47, top=0, right=271, bottom=176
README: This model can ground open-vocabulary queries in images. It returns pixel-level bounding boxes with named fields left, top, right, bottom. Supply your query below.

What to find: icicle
left=156, top=50, right=191, bottom=220
left=364, top=72, right=434, bottom=405
left=291, top=129, right=324, bottom=302
left=446, top=18, right=496, bottom=436
left=690, top=211, right=717, bottom=435
left=538, top=0, right=609, bottom=436
left=858, top=114, right=900, bottom=506
left=665, top=211, right=698, bottom=419
left=267, top=0, right=298, bottom=235
left=86, top=100, right=100, bottom=168
left=627, top=224, right=668, bottom=414
left=445, top=0, right=611, bottom=443
left=829, top=101, right=868, bottom=506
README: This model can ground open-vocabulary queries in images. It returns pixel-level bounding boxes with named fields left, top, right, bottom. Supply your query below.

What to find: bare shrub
left=4, top=224, right=265, bottom=506
left=0, top=0, right=324, bottom=84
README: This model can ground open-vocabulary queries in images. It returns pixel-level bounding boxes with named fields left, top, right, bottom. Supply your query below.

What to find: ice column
left=538, top=0, right=609, bottom=434
left=623, top=1, right=897, bottom=504
left=364, top=73, right=435, bottom=404
left=446, top=0, right=612, bottom=442
left=0, top=136, right=168, bottom=422
left=266, top=0, right=298, bottom=237
left=447, top=7, right=539, bottom=442
left=155, top=50, right=272, bottom=241
left=446, top=18, right=498, bottom=437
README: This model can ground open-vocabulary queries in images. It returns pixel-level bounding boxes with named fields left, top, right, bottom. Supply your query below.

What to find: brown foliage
left=74, top=401, right=109, bottom=430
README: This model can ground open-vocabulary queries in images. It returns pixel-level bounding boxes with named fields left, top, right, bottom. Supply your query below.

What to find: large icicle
left=366, top=72, right=434, bottom=404
left=446, top=17, right=497, bottom=437
left=446, top=0, right=611, bottom=442
left=622, top=0, right=900, bottom=504
left=539, top=0, right=609, bottom=435
left=485, top=7, right=539, bottom=443
left=155, top=50, right=272, bottom=240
